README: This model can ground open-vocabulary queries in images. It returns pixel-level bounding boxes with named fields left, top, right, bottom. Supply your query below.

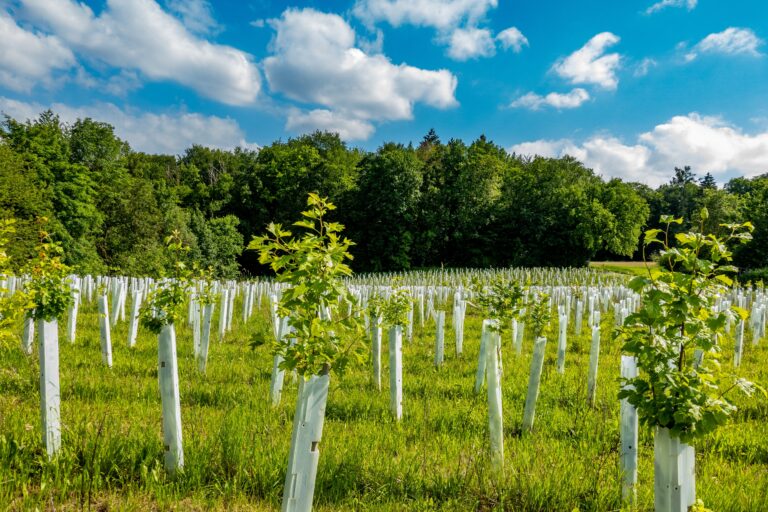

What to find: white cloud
left=358, top=28, right=385, bottom=54
left=634, top=57, right=657, bottom=77
left=0, top=96, right=258, bottom=154
left=497, top=26, right=528, bottom=53
left=685, top=27, right=764, bottom=61
left=286, top=109, right=375, bottom=140
left=510, top=88, right=590, bottom=110
left=0, top=11, right=75, bottom=92
left=508, top=113, right=768, bottom=187
left=352, top=0, right=524, bottom=62
left=18, top=0, right=260, bottom=105
left=103, top=70, right=143, bottom=97
left=552, top=32, right=622, bottom=90
left=166, top=0, right=221, bottom=35
left=263, top=8, right=457, bottom=139
left=352, top=0, right=497, bottom=31
left=445, top=27, right=495, bottom=60
left=645, top=0, right=697, bottom=15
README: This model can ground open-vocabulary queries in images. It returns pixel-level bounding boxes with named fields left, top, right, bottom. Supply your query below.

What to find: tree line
left=0, top=112, right=766, bottom=278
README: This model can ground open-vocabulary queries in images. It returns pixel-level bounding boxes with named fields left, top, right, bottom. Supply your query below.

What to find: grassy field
left=1, top=294, right=767, bottom=511
left=589, top=261, right=658, bottom=277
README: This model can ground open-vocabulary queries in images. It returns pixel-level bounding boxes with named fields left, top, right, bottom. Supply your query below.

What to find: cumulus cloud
left=445, top=27, right=495, bottom=60
left=352, top=0, right=525, bottom=61
left=509, top=113, right=768, bottom=187
left=166, top=0, right=221, bottom=35
left=352, top=0, right=497, bottom=31
left=685, top=27, right=764, bottom=61
left=286, top=109, right=375, bottom=141
left=0, top=11, right=76, bottom=92
left=552, top=32, right=622, bottom=90
left=645, top=0, right=697, bottom=15
left=634, top=57, right=657, bottom=77
left=0, top=96, right=258, bottom=154
left=510, top=88, right=590, bottom=110
left=17, top=0, right=260, bottom=105
left=263, top=8, right=457, bottom=138
left=497, top=26, right=529, bottom=52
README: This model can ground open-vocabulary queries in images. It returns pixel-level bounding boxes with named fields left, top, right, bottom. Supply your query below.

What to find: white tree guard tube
left=575, top=299, right=583, bottom=334
left=127, top=290, right=142, bottom=348
left=484, top=320, right=504, bottom=476
left=522, top=336, right=547, bottom=432
left=98, top=294, right=113, bottom=367
left=734, top=319, right=744, bottom=367
left=218, top=289, right=229, bottom=340
left=418, top=293, right=425, bottom=328
left=389, top=325, right=403, bottom=420
left=67, top=286, right=79, bottom=344
left=198, top=303, right=214, bottom=374
left=474, top=324, right=489, bottom=394
left=110, top=280, right=122, bottom=327
left=242, top=286, right=250, bottom=324
left=454, top=303, right=464, bottom=356
left=118, top=279, right=127, bottom=322
left=281, top=372, right=330, bottom=512
left=22, top=314, right=35, bottom=355
left=187, top=290, right=196, bottom=327
left=38, top=318, right=61, bottom=459
left=514, top=321, right=525, bottom=355
left=158, top=323, right=184, bottom=473
left=226, top=288, right=235, bottom=331
left=556, top=313, right=567, bottom=374
left=270, top=316, right=290, bottom=406
left=406, top=305, right=414, bottom=343
left=192, top=300, right=201, bottom=358
left=271, top=293, right=280, bottom=339
left=654, top=427, right=695, bottom=512
left=434, top=311, right=445, bottom=367
left=371, top=315, right=382, bottom=391
left=620, top=355, right=639, bottom=505
left=510, top=319, right=518, bottom=351
left=586, top=325, right=600, bottom=406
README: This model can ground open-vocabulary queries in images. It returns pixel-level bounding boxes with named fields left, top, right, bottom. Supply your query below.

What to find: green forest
left=1, top=111, right=767, bottom=278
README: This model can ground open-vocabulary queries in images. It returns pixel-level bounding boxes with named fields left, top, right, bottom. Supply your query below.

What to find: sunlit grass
left=1, top=294, right=766, bottom=510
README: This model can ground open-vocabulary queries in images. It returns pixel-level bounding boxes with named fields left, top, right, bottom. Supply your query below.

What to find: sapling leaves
left=618, top=210, right=761, bottom=443
left=248, top=193, right=366, bottom=378
left=25, top=220, right=73, bottom=322
left=526, top=293, right=552, bottom=340
left=380, top=287, right=411, bottom=327
left=140, top=230, right=191, bottom=334
left=0, top=219, right=32, bottom=348
left=470, top=276, right=524, bottom=335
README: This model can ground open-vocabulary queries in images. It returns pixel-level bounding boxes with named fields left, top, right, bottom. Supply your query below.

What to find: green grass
left=1, top=296, right=767, bottom=511
left=590, top=261, right=658, bottom=277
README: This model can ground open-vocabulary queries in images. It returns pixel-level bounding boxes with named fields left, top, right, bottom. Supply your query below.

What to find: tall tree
left=348, top=143, right=423, bottom=271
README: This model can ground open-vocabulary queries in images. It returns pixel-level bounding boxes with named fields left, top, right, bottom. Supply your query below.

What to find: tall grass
left=1, top=293, right=766, bottom=510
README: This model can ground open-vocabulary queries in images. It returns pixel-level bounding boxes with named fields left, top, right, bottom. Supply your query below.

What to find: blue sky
left=1, top=0, right=767, bottom=186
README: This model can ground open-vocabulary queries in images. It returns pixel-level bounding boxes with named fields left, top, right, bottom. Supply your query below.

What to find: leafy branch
left=25, top=218, right=72, bottom=322
left=140, top=231, right=192, bottom=334
left=247, top=193, right=366, bottom=377
left=619, top=209, right=764, bottom=442
left=469, top=276, right=524, bottom=335
left=0, top=219, right=32, bottom=348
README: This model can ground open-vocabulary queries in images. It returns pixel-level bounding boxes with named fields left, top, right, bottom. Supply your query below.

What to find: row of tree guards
left=6, top=268, right=766, bottom=509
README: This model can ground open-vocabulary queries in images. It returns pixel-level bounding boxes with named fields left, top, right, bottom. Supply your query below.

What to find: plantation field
left=2, top=291, right=768, bottom=511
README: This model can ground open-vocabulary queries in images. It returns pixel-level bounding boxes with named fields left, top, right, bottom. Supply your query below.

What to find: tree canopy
left=1, top=111, right=766, bottom=275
